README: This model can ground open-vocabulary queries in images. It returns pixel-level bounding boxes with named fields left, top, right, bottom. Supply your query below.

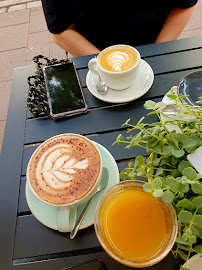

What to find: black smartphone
left=43, top=61, right=88, bottom=119
left=61, top=260, right=105, bottom=270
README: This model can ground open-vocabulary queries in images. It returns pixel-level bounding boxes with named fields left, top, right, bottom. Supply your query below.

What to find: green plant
left=113, top=93, right=202, bottom=269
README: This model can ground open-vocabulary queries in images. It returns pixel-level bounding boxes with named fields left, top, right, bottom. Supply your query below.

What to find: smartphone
left=43, top=61, right=88, bottom=119
left=61, top=260, right=105, bottom=270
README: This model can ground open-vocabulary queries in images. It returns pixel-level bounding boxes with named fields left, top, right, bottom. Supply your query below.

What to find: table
left=1, top=35, right=202, bottom=270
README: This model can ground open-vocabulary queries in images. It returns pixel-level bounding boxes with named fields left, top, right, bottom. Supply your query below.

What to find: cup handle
left=88, top=58, right=99, bottom=76
left=57, top=206, right=77, bottom=233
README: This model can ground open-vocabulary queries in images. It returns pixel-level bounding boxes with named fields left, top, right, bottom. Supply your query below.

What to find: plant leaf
left=175, top=237, right=192, bottom=246
left=135, top=156, right=145, bottom=165
left=176, top=199, right=195, bottom=210
left=190, top=226, right=199, bottom=237
left=181, top=137, right=197, bottom=149
left=128, top=162, right=134, bottom=168
left=143, top=182, right=153, bottom=192
left=162, top=145, right=174, bottom=156
left=182, top=167, right=197, bottom=180
left=166, top=94, right=177, bottom=100
left=136, top=116, right=145, bottom=126
left=153, top=157, right=161, bottom=166
left=191, top=183, right=202, bottom=194
left=192, top=196, right=202, bottom=209
left=178, top=210, right=193, bottom=223
left=153, top=178, right=162, bottom=188
left=193, top=214, right=202, bottom=228
left=116, top=134, right=124, bottom=145
left=122, top=118, right=131, bottom=126
left=166, top=176, right=178, bottom=192
left=161, top=189, right=174, bottom=203
left=194, top=245, right=202, bottom=254
left=156, top=167, right=163, bottom=176
left=120, top=173, right=127, bottom=180
left=144, top=100, right=156, bottom=109
left=132, top=131, right=142, bottom=145
left=178, top=250, right=188, bottom=261
left=172, top=149, right=185, bottom=158
left=179, top=182, right=190, bottom=193
left=153, top=189, right=163, bottom=198
left=178, top=160, right=192, bottom=174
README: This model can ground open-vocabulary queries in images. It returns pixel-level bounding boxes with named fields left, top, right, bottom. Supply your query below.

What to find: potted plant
left=113, top=92, right=202, bottom=269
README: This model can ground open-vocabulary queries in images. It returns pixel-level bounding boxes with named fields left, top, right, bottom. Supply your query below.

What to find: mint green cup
left=26, top=133, right=102, bottom=232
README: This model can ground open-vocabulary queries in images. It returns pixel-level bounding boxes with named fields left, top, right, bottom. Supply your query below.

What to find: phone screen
left=62, top=260, right=105, bottom=270
left=44, top=62, right=87, bottom=118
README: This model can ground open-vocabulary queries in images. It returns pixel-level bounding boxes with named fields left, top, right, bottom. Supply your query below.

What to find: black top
left=41, top=0, right=198, bottom=50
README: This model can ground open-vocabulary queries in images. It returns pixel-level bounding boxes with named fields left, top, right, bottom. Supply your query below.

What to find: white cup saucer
left=181, top=254, right=202, bottom=270
left=86, top=59, right=154, bottom=103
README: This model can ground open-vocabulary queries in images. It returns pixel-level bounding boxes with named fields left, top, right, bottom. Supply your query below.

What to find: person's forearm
left=51, top=28, right=100, bottom=57
left=155, top=6, right=196, bottom=43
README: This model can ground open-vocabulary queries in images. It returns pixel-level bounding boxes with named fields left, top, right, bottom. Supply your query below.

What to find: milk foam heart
left=27, top=134, right=101, bottom=205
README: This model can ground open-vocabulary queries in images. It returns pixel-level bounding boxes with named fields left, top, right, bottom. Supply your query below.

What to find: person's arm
left=155, top=6, right=196, bottom=43
left=51, top=27, right=100, bottom=57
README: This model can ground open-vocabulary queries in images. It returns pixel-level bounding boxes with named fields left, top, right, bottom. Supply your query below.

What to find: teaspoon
left=70, top=167, right=109, bottom=239
left=96, top=77, right=108, bottom=95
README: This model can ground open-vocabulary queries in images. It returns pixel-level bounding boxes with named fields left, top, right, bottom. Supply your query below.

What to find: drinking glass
left=94, top=180, right=178, bottom=268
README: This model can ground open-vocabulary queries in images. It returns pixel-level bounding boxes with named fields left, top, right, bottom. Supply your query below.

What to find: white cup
left=26, top=133, right=102, bottom=232
left=88, top=44, right=141, bottom=90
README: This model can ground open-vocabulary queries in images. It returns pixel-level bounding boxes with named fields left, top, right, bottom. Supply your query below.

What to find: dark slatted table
left=1, top=35, right=202, bottom=270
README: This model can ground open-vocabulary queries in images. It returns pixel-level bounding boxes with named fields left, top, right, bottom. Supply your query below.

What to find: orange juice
left=103, top=189, right=169, bottom=262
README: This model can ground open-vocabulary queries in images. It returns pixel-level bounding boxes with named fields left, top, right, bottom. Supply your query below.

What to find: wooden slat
left=145, top=48, right=202, bottom=75
left=137, top=35, right=202, bottom=58
left=13, top=215, right=100, bottom=259
left=13, top=250, right=183, bottom=270
left=0, top=66, right=34, bottom=270
left=18, top=177, right=29, bottom=214
left=24, top=97, right=160, bottom=145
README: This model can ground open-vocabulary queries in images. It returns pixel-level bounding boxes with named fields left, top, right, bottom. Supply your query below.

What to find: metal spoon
left=70, top=167, right=109, bottom=239
left=96, top=77, right=108, bottom=95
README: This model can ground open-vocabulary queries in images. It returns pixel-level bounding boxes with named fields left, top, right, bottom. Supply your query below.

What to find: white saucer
left=86, top=59, right=154, bottom=103
left=25, top=142, right=120, bottom=233
left=182, top=254, right=202, bottom=270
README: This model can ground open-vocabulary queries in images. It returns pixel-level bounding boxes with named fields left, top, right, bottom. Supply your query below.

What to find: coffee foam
left=98, top=46, right=139, bottom=72
left=28, top=134, right=101, bottom=205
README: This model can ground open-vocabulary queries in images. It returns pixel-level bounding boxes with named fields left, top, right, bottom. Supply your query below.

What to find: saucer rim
left=25, top=141, right=120, bottom=232
left=86, top=59, right=154, bottom=104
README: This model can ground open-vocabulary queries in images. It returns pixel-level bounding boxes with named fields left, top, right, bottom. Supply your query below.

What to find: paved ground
left=0, top=1, right=202, bottom=152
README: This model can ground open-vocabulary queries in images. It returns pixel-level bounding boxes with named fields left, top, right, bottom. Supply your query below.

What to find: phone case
left=43, top=61, right=88, bottom=119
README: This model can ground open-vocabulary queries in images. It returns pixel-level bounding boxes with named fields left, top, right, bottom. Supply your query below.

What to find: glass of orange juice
left=94, top=180, right=178, bottom=268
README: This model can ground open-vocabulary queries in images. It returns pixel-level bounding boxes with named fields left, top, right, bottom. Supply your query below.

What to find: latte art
left=28, top=134, right=101, bottom=205
left=106, top=51, right=130, bottom=72
left=98, top=45, right=139, bottom=72
left=39, top=145, right=89, bottom=189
